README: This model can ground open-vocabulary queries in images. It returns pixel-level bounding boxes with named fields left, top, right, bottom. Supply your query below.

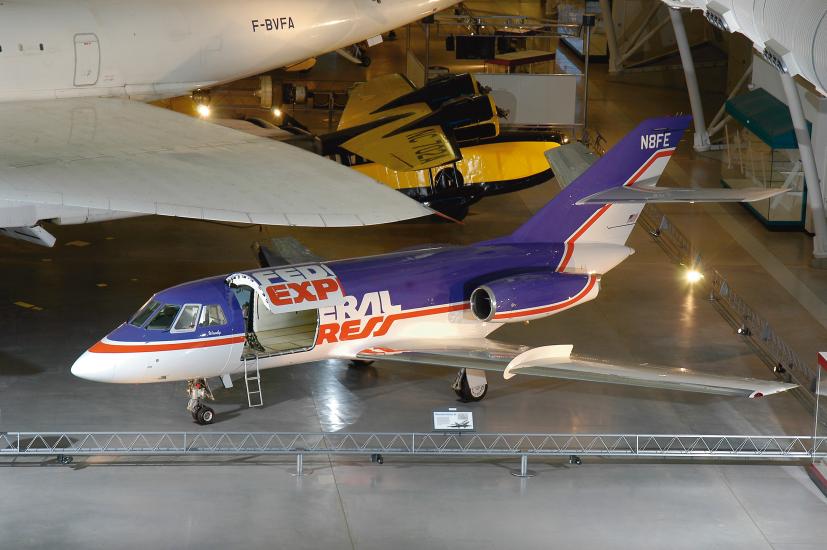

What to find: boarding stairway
left=242, top=354, right=263, bottom=408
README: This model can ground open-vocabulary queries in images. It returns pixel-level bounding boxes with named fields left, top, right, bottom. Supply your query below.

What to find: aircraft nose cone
left=71, top=351, right=115, bottom=382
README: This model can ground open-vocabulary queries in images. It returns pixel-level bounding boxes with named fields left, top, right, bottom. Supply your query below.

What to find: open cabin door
left=226, top=266, right=344, bottom=356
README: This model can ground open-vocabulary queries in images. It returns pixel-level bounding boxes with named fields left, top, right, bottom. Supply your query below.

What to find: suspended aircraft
left=0, top=0, right=460, bottom=246
left=272, top=73, right=566, bottom=219
left=71, top=116, right=794, bottom=425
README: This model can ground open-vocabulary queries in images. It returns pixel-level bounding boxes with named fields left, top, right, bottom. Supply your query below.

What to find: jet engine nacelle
left=470, top=272, right=599, bottom=323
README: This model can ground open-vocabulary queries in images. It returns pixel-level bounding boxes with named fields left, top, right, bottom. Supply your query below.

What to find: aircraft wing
left=0, top=98, right=432, bottom=227
left=330, top=74, right=498, bottom=171
left=339, top=74, right=417, bottom=130
left=545, top=142, right=599, bottom=189
left=357, top=340, right=796, bottom=398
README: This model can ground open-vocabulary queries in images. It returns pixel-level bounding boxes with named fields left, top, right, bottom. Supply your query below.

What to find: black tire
left=349, top=359, right=374, bottom=368
left=196, top=406, right=215, bottom=425
left=361, top=55, right=372, bottom=67
left=455, top=371, right=488, bottom=402
left=434, top=167, right=464, bottom=191
left=191, top=404, right=201, bottom=421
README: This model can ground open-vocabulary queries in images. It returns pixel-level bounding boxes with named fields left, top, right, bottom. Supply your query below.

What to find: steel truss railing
left=1, top=432, right=826, bottom=460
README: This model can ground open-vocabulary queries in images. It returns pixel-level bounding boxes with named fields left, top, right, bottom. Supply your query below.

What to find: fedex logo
left=317, top=291, right=403, bottom=344
left=262, top=264, right=344, bottom=312
left=640, top=132, right=671, bottom=150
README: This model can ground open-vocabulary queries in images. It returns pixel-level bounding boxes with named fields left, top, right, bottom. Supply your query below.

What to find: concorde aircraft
left=0, top=0, right=459, bottom=247
left=71, top=116, right=796, bottom=424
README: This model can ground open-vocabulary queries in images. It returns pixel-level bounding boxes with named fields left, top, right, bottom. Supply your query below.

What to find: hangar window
left=200, top=304, right=228, bottom=327
left=129, top=299, right=161, bottom=327
left=146, top=304, right=181, bottom=331
left=171, top=304, right=201, bottom=333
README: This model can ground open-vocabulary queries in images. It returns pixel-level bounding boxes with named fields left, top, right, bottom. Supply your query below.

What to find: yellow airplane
left=306, top=73, right=565, bottom=219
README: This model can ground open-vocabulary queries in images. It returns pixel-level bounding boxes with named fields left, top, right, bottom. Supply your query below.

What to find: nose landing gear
left=187, top=378, right=216, bottom=425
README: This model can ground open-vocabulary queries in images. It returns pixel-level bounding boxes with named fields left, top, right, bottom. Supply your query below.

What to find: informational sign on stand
left=433, top=408, right=474, bottom=431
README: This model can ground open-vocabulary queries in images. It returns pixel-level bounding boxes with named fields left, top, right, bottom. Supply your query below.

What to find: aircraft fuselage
left=0, top=0, right=456, bottom=103
left=71, top=241, right=632, bottom=384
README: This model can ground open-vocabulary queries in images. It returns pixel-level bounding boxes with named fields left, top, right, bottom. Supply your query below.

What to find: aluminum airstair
left=243, top=355, right=264, bottom=408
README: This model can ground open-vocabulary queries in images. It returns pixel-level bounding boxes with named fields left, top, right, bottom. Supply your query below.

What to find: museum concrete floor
left=2, top=22, right=827, bottom=550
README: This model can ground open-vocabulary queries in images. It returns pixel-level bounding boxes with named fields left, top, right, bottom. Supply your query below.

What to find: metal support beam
left=780, top=72, right=827, bottom=263
left=669, top=8, right=710, bottom=152
left=598, top=0, right=621, bottom=73
left=619, top=16, right=671, bottom=65
left=620, top=2, right=662, bottom=55
left=582, top=14, right=595, bottom=143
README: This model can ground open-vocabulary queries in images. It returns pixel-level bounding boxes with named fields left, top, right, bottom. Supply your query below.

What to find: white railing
left=1, top=432, right=824, bottom=459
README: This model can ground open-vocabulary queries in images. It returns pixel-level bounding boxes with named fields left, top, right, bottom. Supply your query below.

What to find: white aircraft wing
left=357, top=340, right=796, bottom=398
left=0, top=98, right=432, bottom=227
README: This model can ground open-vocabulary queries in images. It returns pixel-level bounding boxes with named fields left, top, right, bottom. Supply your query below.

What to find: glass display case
left=722, top=88, right=807, bottom=229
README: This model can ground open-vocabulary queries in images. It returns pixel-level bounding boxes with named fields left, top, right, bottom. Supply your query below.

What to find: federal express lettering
left=251, top=17, right=295, bottom=32
left=317, top=291, right=403, bottom=344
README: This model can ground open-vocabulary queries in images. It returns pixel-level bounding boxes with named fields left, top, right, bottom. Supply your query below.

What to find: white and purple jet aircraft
left=72, top=116, right=795, bottom=424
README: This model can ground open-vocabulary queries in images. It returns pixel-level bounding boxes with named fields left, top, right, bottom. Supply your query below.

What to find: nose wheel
left=187, top=378, right=216, bottom=425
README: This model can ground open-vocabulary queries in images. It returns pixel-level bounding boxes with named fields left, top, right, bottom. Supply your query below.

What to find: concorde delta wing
left=357, top=340, right=797, bottom=398
left=0, top=98, right=432, bottom=228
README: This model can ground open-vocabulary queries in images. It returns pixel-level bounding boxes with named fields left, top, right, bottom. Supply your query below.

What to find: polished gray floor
left=2, top=11, right=827, bottom=549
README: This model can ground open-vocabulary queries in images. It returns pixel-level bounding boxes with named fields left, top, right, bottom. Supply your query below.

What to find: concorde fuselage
left=0, top=0, right=456, bottom=102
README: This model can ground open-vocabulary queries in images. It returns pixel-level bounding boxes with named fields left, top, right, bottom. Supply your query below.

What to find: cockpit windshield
left=129, top=299, right=161, bottom=327
left=146, top=304, right=182, bottom=330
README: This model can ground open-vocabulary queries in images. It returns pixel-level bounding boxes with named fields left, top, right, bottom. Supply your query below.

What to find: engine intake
left=470, top=272, right=598, bottom=323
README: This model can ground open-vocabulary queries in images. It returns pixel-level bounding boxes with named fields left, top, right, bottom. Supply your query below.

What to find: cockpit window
left=200, top=304, right=228, bottom=327
left=146, top=304, right=181, bottom=330
left=129, top=299, right=160, bottom=327
left=171, top=304, right=201, bottom=333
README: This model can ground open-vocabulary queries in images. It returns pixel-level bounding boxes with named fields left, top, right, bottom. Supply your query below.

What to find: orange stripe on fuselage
left=89, top=335, right=246, bottom=353
left=493, top=275, right=597, bottom=320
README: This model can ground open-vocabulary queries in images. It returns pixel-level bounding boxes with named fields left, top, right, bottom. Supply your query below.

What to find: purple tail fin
left=505, top=116, right=691, bottom=248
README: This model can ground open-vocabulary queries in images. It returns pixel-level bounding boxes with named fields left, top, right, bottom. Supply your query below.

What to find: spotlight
left=685, top=269, right=703, bottom=284
left=273, top=107, right=283, bottom=118
left=196, top=103, right=211, bottom=118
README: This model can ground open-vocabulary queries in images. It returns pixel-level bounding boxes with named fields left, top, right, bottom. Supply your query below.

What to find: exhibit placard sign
left=433, top=408, right=474, bottom=431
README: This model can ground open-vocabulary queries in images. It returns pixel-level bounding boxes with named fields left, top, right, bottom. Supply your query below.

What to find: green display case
left=722, top=88, right=808, bottom=229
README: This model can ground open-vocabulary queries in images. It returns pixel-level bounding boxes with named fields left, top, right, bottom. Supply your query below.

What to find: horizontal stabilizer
left=356, top=339, right=796, bottom=399
left=253, top=237, right=323, bottom=268
left=544, top=142, right=598, bottom=189
left=576, top=186, right=787, bottom=205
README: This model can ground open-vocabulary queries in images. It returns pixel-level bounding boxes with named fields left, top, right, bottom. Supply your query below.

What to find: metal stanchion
left=511, top=453, right=536, bottom=478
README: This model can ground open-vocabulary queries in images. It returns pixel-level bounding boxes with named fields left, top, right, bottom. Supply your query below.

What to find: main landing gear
left=453, top=368, right=488, bottom=402
left=187, top=378, right=216, bottom=425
